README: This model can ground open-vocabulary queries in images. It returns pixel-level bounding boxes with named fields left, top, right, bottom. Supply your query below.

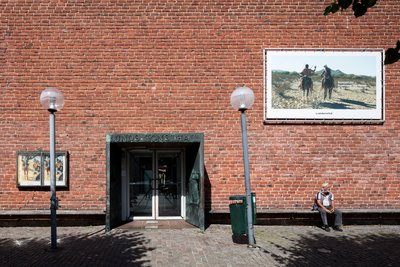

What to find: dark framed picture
left=264, top=49, right=384, bottom=122
left=17, top=151, right=68, bottom=188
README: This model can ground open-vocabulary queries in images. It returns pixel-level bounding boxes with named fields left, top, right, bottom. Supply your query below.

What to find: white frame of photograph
left=264, top=49, right=384, bottom=122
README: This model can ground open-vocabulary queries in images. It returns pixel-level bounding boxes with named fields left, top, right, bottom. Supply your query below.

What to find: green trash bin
left=229, top=193, right=257, bottom=235
left=229, top=195, right=247, bottom=235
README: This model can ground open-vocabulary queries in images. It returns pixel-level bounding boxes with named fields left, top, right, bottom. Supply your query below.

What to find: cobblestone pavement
left=1, top=224, right=400, bottom=266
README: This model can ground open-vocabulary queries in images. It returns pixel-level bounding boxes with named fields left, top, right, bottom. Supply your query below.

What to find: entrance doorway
left=106, top=133, right=204, bottom=231
left=128, top=150, right=183, bottom=219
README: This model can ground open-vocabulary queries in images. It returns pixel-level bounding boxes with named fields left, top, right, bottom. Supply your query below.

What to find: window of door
left=128, top=150, right=183, bottom=219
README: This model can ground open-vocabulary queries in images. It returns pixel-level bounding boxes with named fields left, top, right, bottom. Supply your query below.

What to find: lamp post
left=40, top=87, right=64, bottom=250
left=230, top=86, right=255, bottom=246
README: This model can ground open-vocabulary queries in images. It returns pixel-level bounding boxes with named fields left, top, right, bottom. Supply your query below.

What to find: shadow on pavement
left=267, top=232, right=400, bottom=266
left=0, top=229, right=154, bottom=266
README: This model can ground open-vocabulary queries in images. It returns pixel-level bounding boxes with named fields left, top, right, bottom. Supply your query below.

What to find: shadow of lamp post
left=40, top=87, right=64, bottom=250
left=230, top=86, right=255, bottom=246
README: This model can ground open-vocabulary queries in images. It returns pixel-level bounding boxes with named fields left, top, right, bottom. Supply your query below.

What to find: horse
left=322, top=75, right=334, bottom=100
left=300, top=76, right=313, bottom=97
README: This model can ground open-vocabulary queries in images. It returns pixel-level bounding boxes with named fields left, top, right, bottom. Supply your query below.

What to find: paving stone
left=1, top=225, right=400, bottom=266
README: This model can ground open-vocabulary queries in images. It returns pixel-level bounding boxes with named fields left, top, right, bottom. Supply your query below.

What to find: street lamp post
left=230, top=86, right=255, bottom=246
left=40, top=87, right=64, bottom=250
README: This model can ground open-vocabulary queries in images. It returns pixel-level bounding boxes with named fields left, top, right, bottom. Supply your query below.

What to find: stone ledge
left=0, top=210, right=105, bottom=227
left=209, top=209, right=400, bottom=214
left=207, top=209, right=400, bottom=226
left=248, top=209, right=400, bottom=214
left=0, top=210, right=105, bottom=215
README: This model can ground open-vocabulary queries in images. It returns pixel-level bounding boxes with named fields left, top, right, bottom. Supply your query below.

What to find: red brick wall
left=0, top=0, right=399, bottom=212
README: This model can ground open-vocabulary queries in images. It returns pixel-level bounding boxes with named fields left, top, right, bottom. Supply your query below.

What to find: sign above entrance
left=107, top=133, right=204, bottom=143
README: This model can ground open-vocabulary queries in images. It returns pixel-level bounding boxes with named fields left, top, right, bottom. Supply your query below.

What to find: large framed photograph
left=264, top=49, right=384, bottom=122
left=17, top=151, right=68, bottom=188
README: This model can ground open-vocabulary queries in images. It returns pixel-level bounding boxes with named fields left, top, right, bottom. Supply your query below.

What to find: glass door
left=129, top=150, right=183, bottom=219
left=129, top=152, right=153, bottom=218
left=156, top=151, right=182, bottom=217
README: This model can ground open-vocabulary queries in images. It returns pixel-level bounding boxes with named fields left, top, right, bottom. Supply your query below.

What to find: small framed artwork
left=43, top=152, right=68, bottom=187
left=17, top=153, right=42, bottom=187
left=264, top=49, right=384, bottom=122
left=17, top=151, right=68, bottom=188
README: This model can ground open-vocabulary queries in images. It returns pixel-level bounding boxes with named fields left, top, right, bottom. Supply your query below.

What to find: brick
left=0, top=0, right=399, bottom=213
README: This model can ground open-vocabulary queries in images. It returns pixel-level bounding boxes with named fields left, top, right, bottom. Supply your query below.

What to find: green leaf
left=353, top=2, right=367, bottom=17
left=338, top=0, right=353, bottom=9
left=384, top=48, right=400, bottom=65
left=323, top=5, right=333, bottom=15
left=331, top=3, right=340, bottom=14
left=362, top=0, right=377, bottom=8
left=384, top=40, right=400, bottom=65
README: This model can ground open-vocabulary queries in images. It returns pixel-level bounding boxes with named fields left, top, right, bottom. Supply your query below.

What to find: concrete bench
left=0, top=210, right=105, bottom=227
left=208, top=209, right=400, bottom=226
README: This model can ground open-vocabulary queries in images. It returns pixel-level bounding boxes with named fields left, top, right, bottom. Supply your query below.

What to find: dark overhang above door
left=107, top=133, right=203, bottom=144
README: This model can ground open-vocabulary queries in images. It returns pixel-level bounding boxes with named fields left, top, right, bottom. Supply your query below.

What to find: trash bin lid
left=229, top=195, right=246, bottom=201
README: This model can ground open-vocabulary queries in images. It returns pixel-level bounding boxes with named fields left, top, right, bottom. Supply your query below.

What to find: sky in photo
left=268, top=51, right=381, bottom=77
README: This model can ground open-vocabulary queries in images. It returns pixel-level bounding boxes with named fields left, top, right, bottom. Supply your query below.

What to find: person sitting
left=314, top=182, right=343, bottom=232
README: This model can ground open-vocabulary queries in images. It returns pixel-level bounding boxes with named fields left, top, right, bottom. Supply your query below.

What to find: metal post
left=49, top=110, right=57, bottom=249
left=240, top=109, right=255, bottom=246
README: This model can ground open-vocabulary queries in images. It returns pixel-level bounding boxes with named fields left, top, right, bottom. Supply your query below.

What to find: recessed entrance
left=128, top=150, right=183, bottom=219
left=106, top=133, right=204, bottom=231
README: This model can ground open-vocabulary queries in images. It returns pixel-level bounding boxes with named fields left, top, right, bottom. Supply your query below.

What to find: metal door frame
left=125, top=149, right=185, bottom=220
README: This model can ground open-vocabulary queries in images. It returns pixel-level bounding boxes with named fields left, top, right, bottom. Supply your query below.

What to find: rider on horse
left=300, top=64, right=316, bottom=96
left=321, top=65, right=334, bottom=99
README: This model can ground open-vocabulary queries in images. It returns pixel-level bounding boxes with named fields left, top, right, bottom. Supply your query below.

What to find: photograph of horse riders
left=265, top=50, right=383, bottom=121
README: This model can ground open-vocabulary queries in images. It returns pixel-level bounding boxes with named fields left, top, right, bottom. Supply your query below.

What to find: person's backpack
left=311, top=192, right=319, bottom=211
